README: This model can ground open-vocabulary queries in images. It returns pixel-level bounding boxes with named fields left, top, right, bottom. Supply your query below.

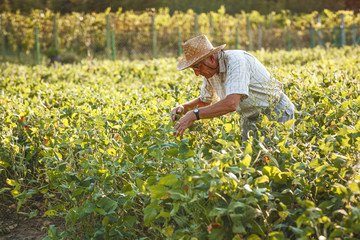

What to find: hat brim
left=177, top=44, right=226, bottom=71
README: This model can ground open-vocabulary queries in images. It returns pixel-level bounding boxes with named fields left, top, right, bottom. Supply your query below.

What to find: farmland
left=1, top=46, right=360, bottom=239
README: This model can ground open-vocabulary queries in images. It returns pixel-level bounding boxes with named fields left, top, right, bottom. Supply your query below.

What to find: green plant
left=1, top=46, right=359, bottom=239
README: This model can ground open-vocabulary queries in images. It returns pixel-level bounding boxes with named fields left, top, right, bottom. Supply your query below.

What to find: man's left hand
left=173, top=111, right=197, bottom=137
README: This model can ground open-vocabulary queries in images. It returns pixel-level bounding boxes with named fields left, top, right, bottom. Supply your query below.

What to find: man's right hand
left=170, top=105, right=184, bottom=122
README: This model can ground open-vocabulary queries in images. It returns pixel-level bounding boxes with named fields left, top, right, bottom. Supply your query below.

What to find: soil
left=0, top=217, right=48, bottom=240
left=0, top=197, right=64, bottom=240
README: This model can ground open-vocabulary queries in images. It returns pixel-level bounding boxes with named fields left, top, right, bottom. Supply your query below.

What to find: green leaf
left=241, top=154, right=251, bottom=168
left=309, top=159, right=321, bottom=168
left=6, top=178, right=16, bottom=187
left=254, top=175, right=269, bottom=185
left=216, top=139, right=227, bottom=145
left=97, top=197, right=118, bottom=213
left=279, top=211, right=289, bottom=220
left=301, top=200, right=315, bottom=209
left=38, top=186, right=48, bottom=193
left=156, top=212, right=171, bottom=219
left=330, top=226, right=344, bottom=237
left=63, top=118, right=69, bottom=127
left=318, top=201, right=335, bottom=211
left=184, top=149, right=195, bottom=158
left=355, top=96, right=360, bottom=105
left=315, top=164, right=330, bottom=173
left=165, top=148, right=178, bottom=157
left=84, top=202, right=95, bottom=214
left=209, top=207, right=227, bottom=217
left=159, top=174, right=178, bottom=186
left=244, top=142, right=252, bottom=155
left=274, top=172, right=290, bottom=184
left=332, top=183, right=348, bottom=197
left=228, top=201, right=247, bottom=212
left=0, top=188, right=11, bottom=194
left=290, top=226, right=303, bottom=235
left=179, top=139, right=189, bottom=156
left=163, top=226, right=174, bottom=237
left=29, top=209, right=39, bottom=218
left=136, top=178, right=146, bottom=192
left=230, top=214, right=246, bottom=233
left=144, top=206, right=157, bottom=226
left=124, top=216, right=137, bottom=227
left=348, top=181, right=360, bottom=194
left=107, top=148, right=116, bottom=156
left=209, top=228, right=226, bottom=240
left=246, top=234, right=262, bottom=240
left=168, top=189, right=187, bottom=200
left=95, top=208, right=106, bottom=215
left=332, top=157, right=346, bottom=169
left=250, top=220, right=265, bottom=236
left=269, top=232, right=285, bottom=240
left=285, top=119, right=295, bottom=130
left=11, top=189, right=21, bottom=196
left=102, top=216, right=110, bottom=226
left=0, top=160, right=10, bottom=168
left=224, top=123, right=233, bottom=132
left=49, top=225, right=57, bottom=237
left=149, top=185, right=169, bottom=199
left=170, top=203, right=180, bottom=216
left=73, top=188, right=84, bottom=197
left=125, top=145, right=136, bottom=157
left=262, top=166, right=281, bottom=178
left=44, top=209, right=57, bottom=217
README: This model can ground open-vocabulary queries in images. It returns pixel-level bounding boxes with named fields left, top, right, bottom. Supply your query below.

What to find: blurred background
left=1, top=0, right=358, bottom=14
left=0, top=0, right=360, bottom=64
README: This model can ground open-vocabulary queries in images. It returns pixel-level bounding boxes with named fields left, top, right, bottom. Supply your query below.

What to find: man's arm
left=171, top=97, right=211, bottom=122
left=196, top=94, right=242, bottom=119
left=181, top=97, right=211, bottom=112
left=173, top=94, right=242, bottom=137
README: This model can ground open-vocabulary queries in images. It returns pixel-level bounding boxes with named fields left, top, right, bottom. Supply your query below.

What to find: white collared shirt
left=199, top=50, right=287, bottom=119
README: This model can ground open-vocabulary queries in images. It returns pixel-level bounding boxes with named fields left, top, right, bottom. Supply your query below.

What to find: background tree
left=0, top=0, right=358, bottom=14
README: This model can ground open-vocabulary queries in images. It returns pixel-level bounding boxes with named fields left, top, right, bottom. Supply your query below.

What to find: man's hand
left=170, top=105, right=184, bottom=122
left=173, top=111, right=197, bottom=137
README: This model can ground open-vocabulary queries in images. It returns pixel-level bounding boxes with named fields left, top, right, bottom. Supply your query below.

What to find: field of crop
left=0, top=46, right=360, bottom=239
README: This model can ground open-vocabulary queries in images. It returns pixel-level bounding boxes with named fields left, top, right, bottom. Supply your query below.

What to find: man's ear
left=209, top=54, right=216, bottom=63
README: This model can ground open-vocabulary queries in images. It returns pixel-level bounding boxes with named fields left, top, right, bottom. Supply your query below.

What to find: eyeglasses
left=191, top=60, right=204, bottom=71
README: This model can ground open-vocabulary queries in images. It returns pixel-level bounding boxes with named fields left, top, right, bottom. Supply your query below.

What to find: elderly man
left=171, top=35, right=295, bottom=140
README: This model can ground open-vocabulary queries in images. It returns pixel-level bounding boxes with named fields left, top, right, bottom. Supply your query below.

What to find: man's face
left=190, top=56, right=218, bottom=79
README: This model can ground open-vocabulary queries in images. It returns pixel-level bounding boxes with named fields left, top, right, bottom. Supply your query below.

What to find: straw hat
left=177, top=35, right=226, bottom=71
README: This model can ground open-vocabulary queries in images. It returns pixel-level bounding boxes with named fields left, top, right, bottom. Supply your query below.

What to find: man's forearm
left=181, top=97, right=211, bottom=113
left=197, top=94, right=241, bottom=119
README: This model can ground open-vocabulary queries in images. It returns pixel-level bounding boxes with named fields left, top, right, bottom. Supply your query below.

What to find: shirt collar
left=218, top=50, right=226, bottom=73
left=205, top=50, right=226, bottom=81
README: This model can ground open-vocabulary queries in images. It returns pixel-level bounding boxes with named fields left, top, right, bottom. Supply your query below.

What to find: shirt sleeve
left=199, top=77, right=216, bottom=103
left=225, top=53, right=251, bottom=97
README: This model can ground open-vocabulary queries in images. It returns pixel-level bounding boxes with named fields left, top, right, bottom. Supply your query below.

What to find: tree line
left=0, top=0, right=359, bottom=15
